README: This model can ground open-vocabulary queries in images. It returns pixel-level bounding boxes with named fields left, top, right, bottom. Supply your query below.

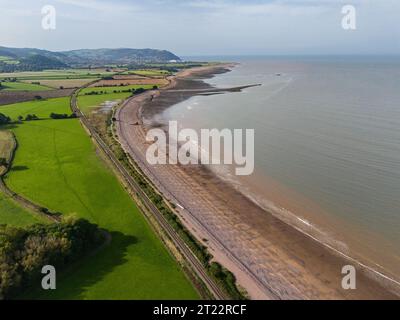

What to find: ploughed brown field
left=0, top=89, right=75, bottom=106
left=21, top=79, right=96, bottom=89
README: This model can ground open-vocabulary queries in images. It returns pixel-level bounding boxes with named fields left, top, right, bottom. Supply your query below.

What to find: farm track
left=70, top=86, right=228, bottom=300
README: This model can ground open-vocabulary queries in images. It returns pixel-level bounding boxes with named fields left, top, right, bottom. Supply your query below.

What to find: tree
left=0, top=218, right=104, bottom=299
left=0, top=113, right=11, bottom=125
left=17, top=115, right=23, bottom=122
left=25, top=114, right=39, bottom=121
left=50, top=113, right=77, bottom=119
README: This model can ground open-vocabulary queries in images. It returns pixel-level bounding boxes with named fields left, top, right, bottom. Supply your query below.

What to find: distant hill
left=0, top=46, right=181, bottom=72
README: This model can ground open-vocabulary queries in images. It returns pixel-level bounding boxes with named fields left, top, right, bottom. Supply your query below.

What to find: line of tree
left=84, top=87, right=138, bottom=95
left=0, top=218, right=104, bottom=300
left=50, top=113, right=77, bottom=120
left=84, top=86, right=157, bottom=97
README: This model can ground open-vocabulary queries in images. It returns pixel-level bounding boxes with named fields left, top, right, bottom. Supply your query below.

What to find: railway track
left=70, top=88, right=228, bottom=300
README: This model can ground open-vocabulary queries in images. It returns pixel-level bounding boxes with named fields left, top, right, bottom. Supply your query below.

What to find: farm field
left=77, top=85, right=156, bottom=114
left=77, top=92, right=131, bottom=115
left=0, top=89, right=75, bottom=106
left=0, top=68, right=120, bottom=80
left=127, top=69, right=171, bottom=77
left=0, top=97, right=198, bottom=299
left=92, top=78, right=168, bottom=87
left=0, top=97, right=71, bottom=119
left=0, top=81, right=53, bottom=91
left=81, top=84, right=156, bottom=94
left=0, top=56, right=19, bottom=65
left=21, top=78, right=97, bottom=89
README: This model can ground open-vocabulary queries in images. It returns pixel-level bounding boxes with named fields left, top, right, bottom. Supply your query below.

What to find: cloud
left=0, top=0, right=399, bottom=55
left=182, top=0, right=341, bottom=16
left=55, top=0, right=141, bottom=13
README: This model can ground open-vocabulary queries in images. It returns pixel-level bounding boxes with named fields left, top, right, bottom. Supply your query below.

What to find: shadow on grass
left=20, top=231, right=138, bottom=300
left=2, top=124, right=19, bottom=130
left=10, top=165, right=29, bottom=171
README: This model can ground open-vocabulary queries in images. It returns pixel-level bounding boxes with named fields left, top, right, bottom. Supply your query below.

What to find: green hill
left=0, top=46, right=181, bottom=72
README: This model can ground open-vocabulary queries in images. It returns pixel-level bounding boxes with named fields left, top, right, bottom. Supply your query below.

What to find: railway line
left=70, top=88, right=228, bottom=300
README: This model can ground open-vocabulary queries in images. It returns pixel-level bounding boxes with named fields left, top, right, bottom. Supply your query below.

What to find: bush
left=134, top=87, right=145, bottom=94
left=208, top=262, right=246, bottom=300
left=25, top=114, right=39, bottom=121
left=0, top=113, right=11, bottom=125
left=0, top=218, right=104, bottom=300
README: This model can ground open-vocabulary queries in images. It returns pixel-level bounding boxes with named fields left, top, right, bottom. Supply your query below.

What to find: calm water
left=161, top=56, right=400, bottom=279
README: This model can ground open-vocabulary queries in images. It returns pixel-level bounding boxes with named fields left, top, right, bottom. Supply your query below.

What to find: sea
left=160, top=55, right=400, bottom=281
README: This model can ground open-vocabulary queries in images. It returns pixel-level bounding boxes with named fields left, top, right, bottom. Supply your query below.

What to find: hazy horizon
left=1, top=0, right=400, bottom=57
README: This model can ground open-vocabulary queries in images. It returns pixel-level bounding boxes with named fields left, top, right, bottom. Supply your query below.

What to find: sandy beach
left=114, top=64, right=400, bottom=300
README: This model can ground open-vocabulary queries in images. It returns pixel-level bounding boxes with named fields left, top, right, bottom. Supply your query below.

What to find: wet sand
left=115, top=64, right=400, bottom=300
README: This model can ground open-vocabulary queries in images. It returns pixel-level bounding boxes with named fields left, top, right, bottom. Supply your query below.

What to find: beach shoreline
left=115, top=63, right=400, bottom=299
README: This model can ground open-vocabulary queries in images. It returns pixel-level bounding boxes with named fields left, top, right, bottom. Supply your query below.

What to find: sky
left=0, top=0, right=399, bottom=56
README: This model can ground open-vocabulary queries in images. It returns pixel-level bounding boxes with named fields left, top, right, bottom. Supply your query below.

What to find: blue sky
left=0, top=0, right=399, bottom=56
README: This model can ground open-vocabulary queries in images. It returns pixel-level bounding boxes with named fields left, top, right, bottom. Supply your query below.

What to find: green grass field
left=0, top=56, right=19, bottom=65
left=0, top=98, right=198, bottom=299
left=0, top=130, right=46, bottom=227
left=0, top=97, right=71, bottom=120
left=0, top=193, right=46, bottom=227
left=77, top=85, right=155, bottom=114
left=0, top=81, right=53, bottom=91
left=0, top=69, right=119, bottom=81
left=22, top=78, right=97, bottom=89
left=80, top=84, right=155, bottom=95
left=128, top=69, right=171, bottom=76
left=78, top=92, right=132, bottom=115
